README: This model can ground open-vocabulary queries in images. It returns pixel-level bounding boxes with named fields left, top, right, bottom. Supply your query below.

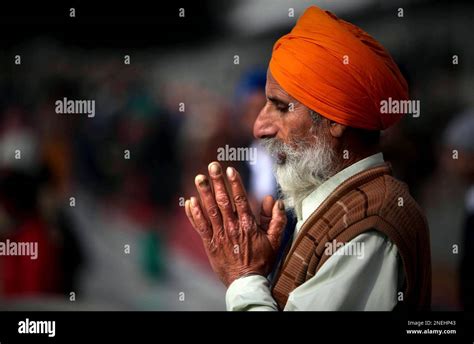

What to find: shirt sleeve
left=225, top=230, right=402, bottom=311
left=225, top=275, right=278, bottom=311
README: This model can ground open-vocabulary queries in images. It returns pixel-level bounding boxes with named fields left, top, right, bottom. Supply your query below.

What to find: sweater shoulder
left=356, top=173, right=428, bottom=231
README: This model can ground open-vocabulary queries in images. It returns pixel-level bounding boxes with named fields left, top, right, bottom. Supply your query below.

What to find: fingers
left=184, top=199, right=196, bottom=228
left=188, top=197, right=213, bottom=242
left=189, top=164, right=254, bottom=241
left=208, top=162, right=237, bottom=226
left=226, top=166, right=256, bottom=234
left=226, top=166, right=252, bottom=219
left=261, top=195, right=275, bottom=217
left=266, top=200, right=287, bottom=251
left=259, top=195, right=275, bottom=231
left=195, top=174, right=224, bottom=239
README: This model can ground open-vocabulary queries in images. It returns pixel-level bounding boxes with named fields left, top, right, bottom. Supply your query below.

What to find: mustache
left=260, top=137, right=288, bottom=164
left=260, top=137, right=310, bottom=162
left=260, top=137, right=283, bottom=154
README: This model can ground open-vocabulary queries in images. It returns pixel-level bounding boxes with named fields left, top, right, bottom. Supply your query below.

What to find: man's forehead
left=265, top=70, right=292, bottom=101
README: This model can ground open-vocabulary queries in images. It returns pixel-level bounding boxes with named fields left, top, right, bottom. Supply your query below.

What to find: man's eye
left=277, top=105, right=288, bottom=113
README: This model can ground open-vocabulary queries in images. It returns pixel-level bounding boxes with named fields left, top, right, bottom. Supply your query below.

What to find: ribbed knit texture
left=271, top=163, right=432, bottom=310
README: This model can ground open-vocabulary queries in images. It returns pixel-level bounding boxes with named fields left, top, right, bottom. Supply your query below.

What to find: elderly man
left=184, top=6, right=431, bottom=311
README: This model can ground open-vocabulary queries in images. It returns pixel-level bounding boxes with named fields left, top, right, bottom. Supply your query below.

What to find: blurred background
left=0, top=0, right=473, bottom=310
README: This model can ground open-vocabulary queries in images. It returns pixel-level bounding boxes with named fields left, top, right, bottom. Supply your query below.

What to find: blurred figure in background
left=0, top=171, right=60, bottom=296
left=441, top=108, right=474, bottom=310
left=0, top=108, right=61, bottom=296
left=234, top=67, right=277, bottom=210
left=0, top=102, right=84, bottom=298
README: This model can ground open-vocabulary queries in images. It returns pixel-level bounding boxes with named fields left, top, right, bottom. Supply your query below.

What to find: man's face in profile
left=253, top=71, right=338, bottom=217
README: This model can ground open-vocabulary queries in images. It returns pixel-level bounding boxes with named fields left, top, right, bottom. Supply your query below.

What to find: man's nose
left=253, top=105, right=278, bottom=139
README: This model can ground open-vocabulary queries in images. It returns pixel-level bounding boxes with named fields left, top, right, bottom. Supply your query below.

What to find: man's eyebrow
left=267, top=96, right=288, bottom=106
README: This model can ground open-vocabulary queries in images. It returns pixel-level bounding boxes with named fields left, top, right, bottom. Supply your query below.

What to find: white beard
left=260, top=135, right=336, bottom=220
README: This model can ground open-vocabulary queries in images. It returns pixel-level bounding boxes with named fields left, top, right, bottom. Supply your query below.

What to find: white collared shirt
left=226, top=153, right=404, bottom=311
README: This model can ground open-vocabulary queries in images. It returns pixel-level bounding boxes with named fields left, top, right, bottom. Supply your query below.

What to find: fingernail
left=195, top=175, right=209, bottom=188
left=278, top=200, right=285, bottom=210
left=226, top=167, right=235, bottom=178
left=190, top=197, right=197, bottom=207
left=209, top=162, right=220, bottom=176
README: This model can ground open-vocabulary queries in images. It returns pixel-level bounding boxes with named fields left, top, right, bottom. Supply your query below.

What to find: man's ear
left=328, top=121, right=347, bottom=138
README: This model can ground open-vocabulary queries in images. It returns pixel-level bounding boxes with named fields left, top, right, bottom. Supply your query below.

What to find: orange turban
left=269, top=6, right=408, bottom=130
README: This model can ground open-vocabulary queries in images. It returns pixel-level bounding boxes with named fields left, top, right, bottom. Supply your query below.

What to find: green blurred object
left=140, top=229, right=166, bottom=280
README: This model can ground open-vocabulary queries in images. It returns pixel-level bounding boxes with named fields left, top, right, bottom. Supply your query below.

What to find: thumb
left=266, top=200, right=287, bottom=252
left=259, top=195, right=275, bottom=230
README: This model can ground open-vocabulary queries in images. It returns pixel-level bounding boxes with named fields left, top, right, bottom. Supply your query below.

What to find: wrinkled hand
left=184, top=161, right=287, bottom=287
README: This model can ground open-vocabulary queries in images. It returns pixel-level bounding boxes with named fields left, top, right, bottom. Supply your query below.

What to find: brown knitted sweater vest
left=271, top=163, right=431, bottom=310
